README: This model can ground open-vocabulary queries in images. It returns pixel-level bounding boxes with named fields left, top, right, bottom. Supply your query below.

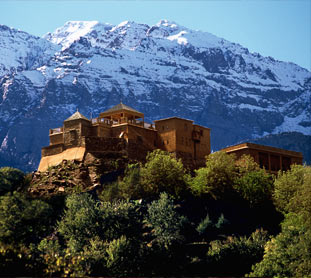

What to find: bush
left=190, top=151, right=236, bottom=199
left=0, top=192, right=52, bottom=245
left=140, top=150, right=190, bottom=199
left=234, top=170, right=274, bottom=207
left=249, top=165, right=311, bottom=277
left=57, top=193, right=101, bottom=251
left=145, top=192, right=187, bottom=249
left=273, top=164, right=309, bottom=213
left=196, top=213, right=230, bottom=240
left=207, top=229, right=269, bottom=276
left=0, top=167, right=25, bottom=195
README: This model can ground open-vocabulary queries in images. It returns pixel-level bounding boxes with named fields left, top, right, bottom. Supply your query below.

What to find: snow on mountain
left=0, top=20, right=310, bottom=170
left=0, top=24, right=60, bottom=77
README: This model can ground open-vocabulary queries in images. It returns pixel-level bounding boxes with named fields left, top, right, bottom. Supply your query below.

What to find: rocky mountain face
left=0, top=20, right=310, bottom=171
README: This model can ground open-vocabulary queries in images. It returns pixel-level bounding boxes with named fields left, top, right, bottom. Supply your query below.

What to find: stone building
left=38, top=103, right=211, bottom=171
left=221, top=142, right=303, bottom=174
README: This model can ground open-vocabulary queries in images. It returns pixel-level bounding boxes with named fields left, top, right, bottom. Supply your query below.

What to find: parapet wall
left=42, top=144, right=64, bottom=157
left=84, top=137, right=128, bottom=153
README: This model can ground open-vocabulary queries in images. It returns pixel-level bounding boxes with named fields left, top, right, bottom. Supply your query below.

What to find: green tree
left=145, top=192, right=187, bottom=249
left=196, top=213, right=230, bottom=240
left=104, top=235, right=141, bottom=276
left=117, top=163, right=144, bottom=200
left=234, top=170, right=274, bottom=207
left=99, top=199, right=142, bottom=242
left=249, top=165, right=311, bottom=277
left=0, top=192, right=52, bottom=245
left=235, top=154, right=262, bottom=174
left=190, top=151, right=236, bottom=199
left=207, top=229, right=269, bottom=276
left=57, top=193, right=101, bottom=251
left=0, top=167, right=25, bottom=195
left=140, top=150, right=190, bottom=199
left=273, top=164, right=307, bottom=213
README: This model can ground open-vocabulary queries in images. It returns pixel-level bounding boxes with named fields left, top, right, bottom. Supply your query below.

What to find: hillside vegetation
left=0, top=150, right=310, bottom=277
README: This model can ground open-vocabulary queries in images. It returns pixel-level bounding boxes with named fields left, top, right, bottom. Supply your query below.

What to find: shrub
left=0, top=167, right=25, bottom=195
left=207, top=229, right=269, bottom=276
left=0, top=192, right=52, bottom=245
left=140, top=150, right=190, bottom=199
left=190, top=151, right=236, bottom=199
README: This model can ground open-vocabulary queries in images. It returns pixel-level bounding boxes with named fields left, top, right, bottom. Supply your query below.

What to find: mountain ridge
left=0, top=20, right=310, bottom=171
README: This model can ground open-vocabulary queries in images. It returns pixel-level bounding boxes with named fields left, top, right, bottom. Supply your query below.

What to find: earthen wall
left=84, top=137, right=127, bottom=153
left=49, top=133, right=64, bottom=145
left=155, top=119, right=178, bottom=152
left=42, top=144, right=64, bottom=157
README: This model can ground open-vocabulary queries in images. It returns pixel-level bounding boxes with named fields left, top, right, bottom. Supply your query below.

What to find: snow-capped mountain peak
left=0, top=20, right=310, bottom=171
left=44, top=20, right=101, bottom=50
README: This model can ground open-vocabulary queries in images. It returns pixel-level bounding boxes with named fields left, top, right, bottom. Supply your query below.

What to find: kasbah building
left=39, top=102, right=303, bottom=174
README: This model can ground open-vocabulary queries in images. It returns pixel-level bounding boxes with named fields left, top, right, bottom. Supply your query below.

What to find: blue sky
left=1, top=0, right=310, bottom=70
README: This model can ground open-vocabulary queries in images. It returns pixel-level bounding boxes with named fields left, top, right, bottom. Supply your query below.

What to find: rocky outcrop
left=29, top=152, right=132, bottom=198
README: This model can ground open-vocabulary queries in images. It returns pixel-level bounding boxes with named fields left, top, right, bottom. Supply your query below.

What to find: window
left=282, top=156, right=291, bottom=171
left=270, top=155, right=280, bottom=171
left=162, top=126, right=165, bottom=131
left=184, top=124, right=187, bottom=130
left=259, top=152, right=269, bottom=170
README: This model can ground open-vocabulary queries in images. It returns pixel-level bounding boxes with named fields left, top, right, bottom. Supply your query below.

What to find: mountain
left=0, top=20, right=310, bottom=171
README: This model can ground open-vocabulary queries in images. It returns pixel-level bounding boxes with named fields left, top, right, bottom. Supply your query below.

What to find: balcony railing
left=92, top=117, right=149, bottom=128
left=50, top=127, right=63, bottom=135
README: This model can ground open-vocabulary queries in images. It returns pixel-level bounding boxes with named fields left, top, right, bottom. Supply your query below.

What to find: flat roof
left=193, top=124, right=211, bottom=130
left=221, top=142, right=303, bottom=158
left=154, top=116, right=194, bottom=123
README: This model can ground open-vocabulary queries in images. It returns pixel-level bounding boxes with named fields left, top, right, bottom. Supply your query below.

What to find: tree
left=249, top=165, right=311, bottom=277
left=99, top=199, right=142, bottom=242
left=0, top=192, right=52, bottom=245
left=0, top=167, right=25, bottom=195
left=273, top=164, right=307, bottom=213
left=190, top=151, right=236, bottom=199
left=140, top=150, right=190, bottom=199
left=145, top=192, right=187, bottom=249
left=117, top=163, right=144, bottom=200
left=207, top=229, right=269, bottom=276
left=234, top=170, right=273, bottom=207
left=57, top=193, right=101, bottom=251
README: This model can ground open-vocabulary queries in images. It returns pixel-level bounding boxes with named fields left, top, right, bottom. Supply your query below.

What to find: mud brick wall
left=42, top=144, right=64, bottom=157
left=84, top=137, right=127, bottom=153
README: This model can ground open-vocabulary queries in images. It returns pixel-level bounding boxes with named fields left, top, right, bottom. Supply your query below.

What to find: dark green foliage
left=143, top=192, right=188, bottom=275
left=249, top=165, right=311, bottom=277
left=145, top=192, right=187, bottom=249
left=0, top=167, right=25, bottom=195
left=196, top=213, right=230, bottom=240
left=102, top=150, right=190, bottom=201
left=190, top=151, right=236, bottom=199
left=104, top=235, right=140, bottom=276
left=0, top=192, right=52, bottom=276
left=99, top=199, right=142, bottom=242
left=140, top=150, right=190, bottom=198
left=234, top=170, right=274, bottom=207
left=57, top=193, right=101, bottom=251
left=206, top=229, right=269, bottom=276
left=0, top=192, right=52, bottom=245
left=196, top=213, right=213, bottom=235
left=273, top=164, right=307, bottom=213
left=0, top=154, right=308, bottom=277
